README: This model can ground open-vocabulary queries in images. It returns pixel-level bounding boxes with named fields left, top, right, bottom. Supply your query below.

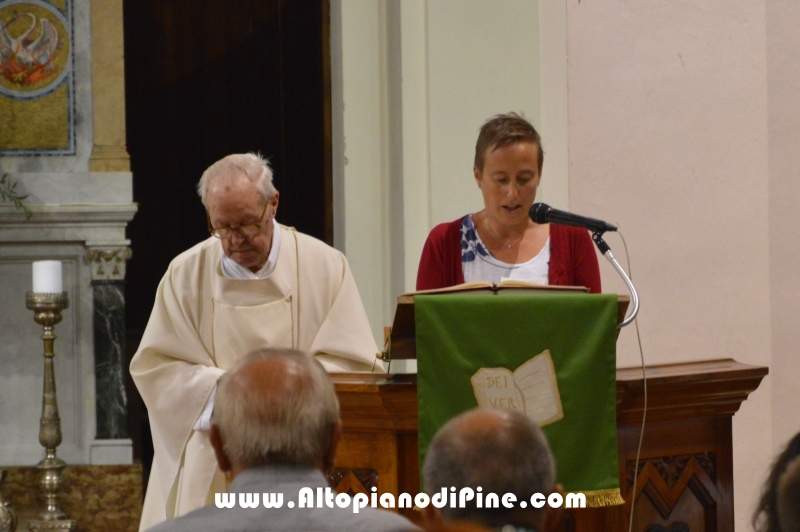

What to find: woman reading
left=416, top=113, right=601, bottom=293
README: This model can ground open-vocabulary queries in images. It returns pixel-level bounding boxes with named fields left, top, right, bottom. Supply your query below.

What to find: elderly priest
left=130, top=153, right=383, bottom=530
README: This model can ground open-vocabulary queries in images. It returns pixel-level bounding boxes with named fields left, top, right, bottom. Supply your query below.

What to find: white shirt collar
left=220, top=219, right=282, bottom=279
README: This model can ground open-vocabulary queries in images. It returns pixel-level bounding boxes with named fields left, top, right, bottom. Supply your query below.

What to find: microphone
left=529, top=203, right=617, bottom=233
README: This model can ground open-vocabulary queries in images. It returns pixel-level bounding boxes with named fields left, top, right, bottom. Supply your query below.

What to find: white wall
left=426, top=1, right=541, bottom=226
left=566, top=2, right=786, bottom=529
left=332, top=1, right=795, bottom=529
left=332, top=0, right=564, bottom=344
left=331, top=0, right=392, bottom=344
left=766, top=0, right=800, bottom=473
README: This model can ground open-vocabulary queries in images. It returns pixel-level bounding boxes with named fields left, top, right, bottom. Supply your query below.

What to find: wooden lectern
left=328, top=293, right=767, bottom=531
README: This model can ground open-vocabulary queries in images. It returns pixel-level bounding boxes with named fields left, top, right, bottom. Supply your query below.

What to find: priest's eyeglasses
left=207, top=201, right=269, bottom=239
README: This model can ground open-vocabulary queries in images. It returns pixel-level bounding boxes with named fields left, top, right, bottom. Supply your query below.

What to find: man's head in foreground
left=422, top=408, right=559, bottom=532
left=209, top=348, right=341, bottom=478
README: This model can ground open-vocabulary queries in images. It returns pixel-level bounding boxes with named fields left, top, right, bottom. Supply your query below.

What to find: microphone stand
left=593, top=228, right=644, bottom=532
left=591, top=231, right=639, bottom=328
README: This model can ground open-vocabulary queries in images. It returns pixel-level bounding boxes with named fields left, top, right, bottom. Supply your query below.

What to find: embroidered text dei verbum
left=215, top=487, right=587, bottom=513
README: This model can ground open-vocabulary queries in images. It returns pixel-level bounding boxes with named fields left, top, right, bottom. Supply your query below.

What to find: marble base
left=27, top=519, right=76, bottom=532
left=0, top=465, right=142, bottom=532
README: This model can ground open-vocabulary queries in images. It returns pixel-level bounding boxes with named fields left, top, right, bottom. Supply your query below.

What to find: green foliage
left=0, top=173, right=32, bottom=219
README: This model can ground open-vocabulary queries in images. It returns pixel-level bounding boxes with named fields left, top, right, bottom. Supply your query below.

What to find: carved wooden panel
left=327, top=468, right=378, bottom=496
left=627, top=453, right=716, bottom=489
left=628, top=454, right=717, bottom=532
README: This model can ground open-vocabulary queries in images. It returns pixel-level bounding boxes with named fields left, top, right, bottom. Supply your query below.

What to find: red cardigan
left=416, top=217, right=602, bottom=293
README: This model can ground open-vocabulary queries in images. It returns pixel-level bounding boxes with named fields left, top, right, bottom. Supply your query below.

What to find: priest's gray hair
left=423, top=408, right=556, bottom=525
left=213, top=348, right=339, bottom=469
left=197, top=152, right=277, bottom=207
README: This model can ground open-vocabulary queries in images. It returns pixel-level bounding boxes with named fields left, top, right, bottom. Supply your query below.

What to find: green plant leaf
left=0, top=173, right=32, bottom=219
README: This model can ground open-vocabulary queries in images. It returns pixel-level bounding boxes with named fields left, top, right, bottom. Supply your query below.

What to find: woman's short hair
left=753, top=431, right=800, bottom=531
left=474, top=113, right=543, bottom=174
left=197, top=153, right=277, bottom=207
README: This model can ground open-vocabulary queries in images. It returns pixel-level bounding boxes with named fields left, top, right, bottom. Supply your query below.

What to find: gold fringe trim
left=580, top=488, right=625, bottom=507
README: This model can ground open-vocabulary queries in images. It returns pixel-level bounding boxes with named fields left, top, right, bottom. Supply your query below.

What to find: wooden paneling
left=331, top=359, right=767, bottom=531
left=332, top=373, right=420, bottom=524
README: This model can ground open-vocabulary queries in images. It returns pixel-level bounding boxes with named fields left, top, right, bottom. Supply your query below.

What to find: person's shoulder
left=427, top=216, right=467, bottom=241
left=305, top=507, right=419, bottom=532
left=288, top=226, right=342, bottom=256
left=167, top=237, right=219, bottom=272
left=551, top=224, right=584, bottom=237
left=355, top=507, right=421, bottom=531
left=285, top=226, right=349, bottom=272
left=550, top=224, right=593, bottom=245
left=144, top=504, right=225, bottom=532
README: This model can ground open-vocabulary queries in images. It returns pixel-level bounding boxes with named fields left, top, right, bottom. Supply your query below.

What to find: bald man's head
left=211, top=349, right=340, bottom=473
left=423, top=408, right=556, bottom=529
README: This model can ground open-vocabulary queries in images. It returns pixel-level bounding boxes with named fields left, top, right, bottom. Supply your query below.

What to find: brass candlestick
left=24, top=293, right=76, bottom=532
left=0, top=469, right=16, bottom=532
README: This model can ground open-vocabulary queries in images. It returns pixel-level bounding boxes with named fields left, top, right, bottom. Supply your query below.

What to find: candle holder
left=24, top=292, right=75, bottom=532
left=0, top=469, right=16, bottom=532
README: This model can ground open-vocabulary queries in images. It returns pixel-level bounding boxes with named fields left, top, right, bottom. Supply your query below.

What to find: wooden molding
left=616, top=358, right=768, bottom=424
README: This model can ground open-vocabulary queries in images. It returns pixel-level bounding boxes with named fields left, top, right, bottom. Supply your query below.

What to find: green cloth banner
left=416, top=292, right=621, bottom=505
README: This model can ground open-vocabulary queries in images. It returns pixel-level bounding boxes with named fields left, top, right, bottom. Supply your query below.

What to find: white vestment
left=130, top=227, right=382, bottom=530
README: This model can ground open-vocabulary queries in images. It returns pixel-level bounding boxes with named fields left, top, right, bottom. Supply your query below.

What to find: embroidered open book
left=470, top=349, right=564, bottom=427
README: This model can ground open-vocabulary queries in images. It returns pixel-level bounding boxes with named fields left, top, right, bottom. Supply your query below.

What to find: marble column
left=86, top=246, right=132, bottom=464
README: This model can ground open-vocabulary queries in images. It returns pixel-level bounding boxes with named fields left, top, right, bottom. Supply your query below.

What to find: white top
left=195, top=219, right=283, bottom=431
left=460, top=214, right=550, bottom=285
left=220, top=218, right=282, bottom=279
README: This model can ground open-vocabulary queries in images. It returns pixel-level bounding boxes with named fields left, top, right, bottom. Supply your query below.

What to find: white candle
left=32, top=261, right=63, bottom=293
